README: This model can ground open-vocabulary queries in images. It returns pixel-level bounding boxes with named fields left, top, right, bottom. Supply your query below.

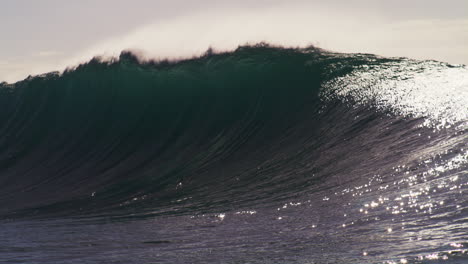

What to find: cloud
left=34, top=50, right=63, bottom=57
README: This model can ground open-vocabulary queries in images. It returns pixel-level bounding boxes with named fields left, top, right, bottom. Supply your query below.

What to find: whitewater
left=0, top=45, right=466, bottom=264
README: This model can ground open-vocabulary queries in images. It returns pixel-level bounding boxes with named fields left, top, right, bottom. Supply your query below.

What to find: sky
left=1, top=0, right=467, bottom=83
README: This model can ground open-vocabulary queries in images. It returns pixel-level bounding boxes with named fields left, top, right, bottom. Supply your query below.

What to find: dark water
left=0, top=45, right=467, bottom=263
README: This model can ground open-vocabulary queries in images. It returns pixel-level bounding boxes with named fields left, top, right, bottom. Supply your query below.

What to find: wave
left=0, top=45, right=465, bottom=218
left=1, top=44, right=467, bottom=263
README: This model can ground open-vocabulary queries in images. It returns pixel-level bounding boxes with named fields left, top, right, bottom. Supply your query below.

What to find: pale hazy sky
left=1, top=0, right=467, bottom=82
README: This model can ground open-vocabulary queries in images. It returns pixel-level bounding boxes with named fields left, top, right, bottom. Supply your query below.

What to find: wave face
left=0, top=46, right=467, bottom=264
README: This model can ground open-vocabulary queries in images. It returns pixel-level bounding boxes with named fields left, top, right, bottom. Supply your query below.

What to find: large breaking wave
left=0, top=45, right=467, bottom=263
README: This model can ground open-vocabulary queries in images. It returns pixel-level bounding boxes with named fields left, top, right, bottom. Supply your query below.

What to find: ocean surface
left=0, top=45, right=467, bottom=263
